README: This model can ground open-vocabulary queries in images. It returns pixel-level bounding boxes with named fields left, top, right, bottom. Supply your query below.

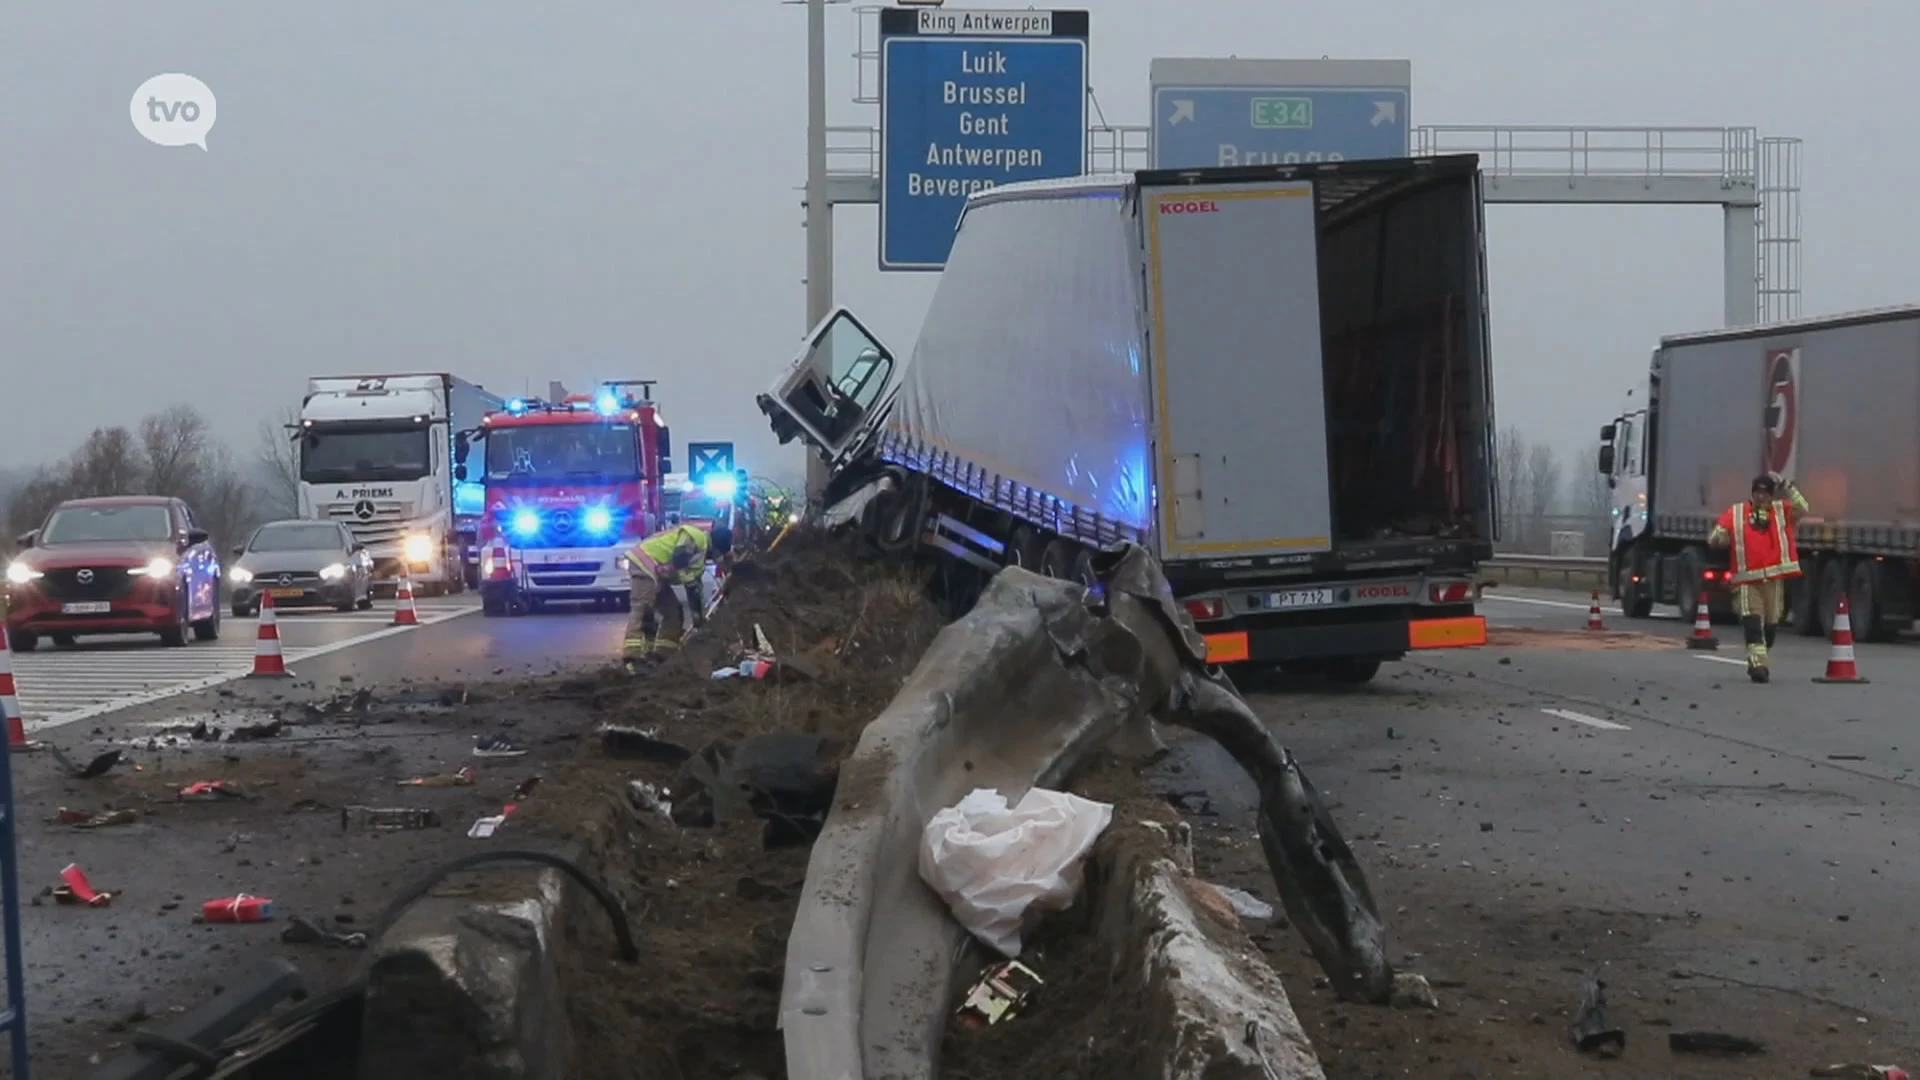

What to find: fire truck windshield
left=300, top=425, right=432, bottom=484
left=485, top=424, right=638, bottom=481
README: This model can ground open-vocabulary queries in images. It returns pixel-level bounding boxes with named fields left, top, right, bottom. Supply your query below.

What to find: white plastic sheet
left=917, top=786, right=1114, bottom=957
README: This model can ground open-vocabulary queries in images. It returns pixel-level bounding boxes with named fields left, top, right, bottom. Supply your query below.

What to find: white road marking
left=1483, top=594, right=1623, bottom=614
left=1541, top=707, right=1632, bottom=731
left=16, top=605, right=480, bottom=732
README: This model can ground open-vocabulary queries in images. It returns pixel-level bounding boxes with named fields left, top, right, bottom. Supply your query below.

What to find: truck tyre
left=1816, top=558, right=1849, bottom=639
left=1619, top=549, right=1653, bottom=618
left=1848, top=558, right=1890, bottom=642
left=1324, top=658, right=1382, bottom=685
left=1038, top=538, right=1075, bottom=579
left=1788, top=565, right=1822, bottom=637
left=1675, top=548, right=1705, bottom=620
left=1006, top=526, right=1043, bottom=570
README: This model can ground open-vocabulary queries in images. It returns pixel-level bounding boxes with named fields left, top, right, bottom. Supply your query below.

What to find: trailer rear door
left=1140, top=178, right=1332, bottom=560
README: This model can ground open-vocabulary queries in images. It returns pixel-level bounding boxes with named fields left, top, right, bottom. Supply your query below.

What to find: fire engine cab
left=461, top=382, right=671, bottom=616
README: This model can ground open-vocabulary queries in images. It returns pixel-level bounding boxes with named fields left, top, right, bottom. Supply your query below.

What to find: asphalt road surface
left=1169, top=584, right=1919, bottom=1077
left=7, top=598, right=632, bottom=1076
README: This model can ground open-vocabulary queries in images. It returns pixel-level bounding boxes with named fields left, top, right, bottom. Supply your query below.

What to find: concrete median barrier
left=780, top=546, right=1337, bottom=1080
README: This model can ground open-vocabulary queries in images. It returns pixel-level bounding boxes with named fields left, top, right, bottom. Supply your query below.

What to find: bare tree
left=141, top=405, right=211, bottom=497
left=254, top=408, right=302, bottom=519
left=190, top=445, right=264, bottom=551
left=1495, top=425, right=1528, bottom=542
left=67, top=427, right=142, bottom=497
left=1573, top=441, right=1613, bottom=520
left=1523, top=442, right=1563, bottom=550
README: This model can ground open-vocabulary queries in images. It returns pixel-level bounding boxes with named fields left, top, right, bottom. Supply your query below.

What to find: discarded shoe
left=472, top=734, right=527, bottom=758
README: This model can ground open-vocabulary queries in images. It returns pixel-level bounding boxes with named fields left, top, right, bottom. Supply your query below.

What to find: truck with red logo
left=462, top=382, right=672, bottom=616
left=759, top=156, right=1497, bottom=683
left=1598, top=305, right=1920, bottom=641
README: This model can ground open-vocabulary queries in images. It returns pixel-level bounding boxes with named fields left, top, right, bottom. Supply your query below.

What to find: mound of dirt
left=517, top=529, right=950, bottom=1079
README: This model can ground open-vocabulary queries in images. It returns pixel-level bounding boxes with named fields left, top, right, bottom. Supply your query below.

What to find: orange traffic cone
left=1813, top=593, right=1869, bottom=684
left=1685, top=591, right=1719, bottom=650
left=0, top=625, right=40, bottom=751
left=1586, top=590, right=1605, bottom=631
left=247, top=591, right=293, bottom=678
left=392, top=572, right=420, bottom=627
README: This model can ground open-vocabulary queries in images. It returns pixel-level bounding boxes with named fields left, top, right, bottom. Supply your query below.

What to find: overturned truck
left=762, top=156, right=1498, bottom=682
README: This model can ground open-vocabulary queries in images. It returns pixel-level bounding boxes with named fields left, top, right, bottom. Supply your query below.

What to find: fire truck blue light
left=511, top=509, right=541, bottom=537
left=583, top=506, right=614, bottom=534
left=702, top=475, right=738, bottom=500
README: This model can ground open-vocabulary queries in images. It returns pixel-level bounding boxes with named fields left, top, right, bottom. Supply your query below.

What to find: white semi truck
left=1599, top=304, right=1920, bottom=641
left=760, top=155, right=1498, bottom=682
left=297, top=373, right=503, bottom=595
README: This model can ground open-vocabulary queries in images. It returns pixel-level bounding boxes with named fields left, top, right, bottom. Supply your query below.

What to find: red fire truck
left=461, top=381, right=672, bottom=616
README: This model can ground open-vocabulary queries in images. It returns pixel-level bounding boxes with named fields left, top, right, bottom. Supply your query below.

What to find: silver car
left=228, top=520, right=374, bottom=616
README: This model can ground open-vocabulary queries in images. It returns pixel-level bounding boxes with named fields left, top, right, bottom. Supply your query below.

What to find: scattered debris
left=178, top=780, right=250, bottom=801
left=57, top=808, right=137, bottom=829
left=397, top=766, right=473, bottom=788
left=1810, top=1066, right=1909, bottom=1080
left=954, top=960, right=1045, bottom=1028
left=340, top=806, right=441, bottom=832
left=599, top=725, right=692, bottom=764
left=55, top=864, right=114, bottom=907
left=49, top=746, right=124, bottom=779
left=1389, top=972, right=1440, bottom=1010
left=201, top=894, right=274, bottom=923
left=1210, top=884, right=1275, bottom=921
left=626, top=780, right=671, bottom=818
left=1669, top=1031, right=1766, bottom=1056
left=1570, top=975, right=1625, bottom=1057
left=281, top=914, right=367, bottom=949
left=1827, top=754, right=1867, bottom=762
left=467, top=808, right=515, bottom=838
left=920, top=787, right=1113, bottom=957
left=227, top=719, right=285, bottom=741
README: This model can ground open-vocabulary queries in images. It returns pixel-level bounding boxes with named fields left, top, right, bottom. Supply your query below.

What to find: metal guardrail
left=1481, top=554, right=1609, bottom=590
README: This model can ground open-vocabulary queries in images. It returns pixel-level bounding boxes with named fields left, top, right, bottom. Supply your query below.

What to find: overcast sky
left=2, top=1, right=1911, bottom=489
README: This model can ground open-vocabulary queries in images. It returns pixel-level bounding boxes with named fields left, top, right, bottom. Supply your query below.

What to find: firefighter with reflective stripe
left=1707, top=472, right=1809, bottom=683
left=621, top=523, right=732, bottom=671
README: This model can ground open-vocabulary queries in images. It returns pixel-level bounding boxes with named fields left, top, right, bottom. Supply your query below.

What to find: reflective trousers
left=621, top=571, right=684, bottom=661
left=1733, top=579, right=1787, bottom=670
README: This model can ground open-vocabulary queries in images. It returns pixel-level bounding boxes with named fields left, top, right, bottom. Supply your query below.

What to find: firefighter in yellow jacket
left=1707, top=472, right=1809, bottom=683
left=622, top=522, right=732, bottom=671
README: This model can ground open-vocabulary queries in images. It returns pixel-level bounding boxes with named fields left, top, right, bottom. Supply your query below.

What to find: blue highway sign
left=1150, top=59, right=1411, bottom=169
left=879, top=8, right=1089, bottom=271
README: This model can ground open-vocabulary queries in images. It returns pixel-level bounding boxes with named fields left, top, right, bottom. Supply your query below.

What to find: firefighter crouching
left=622, top=522, right=733, bottom=672
left=1707, top=472, right=1809, bottom=683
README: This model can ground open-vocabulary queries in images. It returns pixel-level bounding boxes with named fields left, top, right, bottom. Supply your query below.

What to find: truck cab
left=468, top=382, right=670, bottom=616
left=297, top=374, right=501, bottom=595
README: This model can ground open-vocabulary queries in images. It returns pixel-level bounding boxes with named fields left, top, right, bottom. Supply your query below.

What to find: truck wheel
left=1817, top=558, right=1849, bottom=638
left=1619, top=550, right=1653, bottom=618
left=1005, top=526, right=1043, bottom=570
left=1324, top=658, right=1382, bottom=685
left=1675, top=549, right=1704, bottom=619
left=1038, top=538, right=1075, bottom=579
left=1848, top=558, right=1890, bottom=642
left=1788, top=567, right=1822, bottom=637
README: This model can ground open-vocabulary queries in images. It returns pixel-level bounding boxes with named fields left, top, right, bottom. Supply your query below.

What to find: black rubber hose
left=373, top=848, right=640, bottom=963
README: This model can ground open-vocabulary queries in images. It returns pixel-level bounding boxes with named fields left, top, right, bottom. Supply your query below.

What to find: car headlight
left=4, top=562, right=41, bottom=585
left=319, top=563, right=348, bottom=581
left=403, top=533, right=434, bottom=562
left=130, top=557, right=174, bottom=578
left=229, top=567, right=254, bottom=584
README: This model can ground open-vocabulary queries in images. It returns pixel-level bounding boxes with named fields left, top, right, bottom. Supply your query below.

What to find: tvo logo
left=130, top=74, right=217, bottom=150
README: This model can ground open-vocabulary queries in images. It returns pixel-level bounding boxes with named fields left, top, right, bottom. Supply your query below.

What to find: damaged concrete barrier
left=780, top=545, right=1342, bottom=1080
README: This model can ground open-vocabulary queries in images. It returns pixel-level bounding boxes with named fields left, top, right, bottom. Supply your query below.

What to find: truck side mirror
left=1599, top=423, right=1616, bottom=441
left=1597, top=446, right=1615, bottom=476
left=1763, top=404, right=1780, bottom=429
left=453, top=438, right=470, bottom=465
left=454, top=464, right=468, bottom=481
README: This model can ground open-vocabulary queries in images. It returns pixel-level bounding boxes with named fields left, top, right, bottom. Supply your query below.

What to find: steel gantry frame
left=810, top=4, right=1804, bottom=327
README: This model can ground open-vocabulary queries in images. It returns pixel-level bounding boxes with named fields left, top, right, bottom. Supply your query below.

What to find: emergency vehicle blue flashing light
left=583, top=506, right=614, bottom=535
left=702, top=474, right=739, bottom=500
left=594, top=392, right=621, bottom=416
left=507, top=398, right=528, bottom=415
left=511, top=509, right=541, bottom=537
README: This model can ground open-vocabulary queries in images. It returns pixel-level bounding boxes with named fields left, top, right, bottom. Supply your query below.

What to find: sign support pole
left=803, top=0, right=833, bottom=504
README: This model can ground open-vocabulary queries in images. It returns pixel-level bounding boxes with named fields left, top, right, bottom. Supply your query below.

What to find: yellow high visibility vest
left=626, top=525, right=707, bottom=585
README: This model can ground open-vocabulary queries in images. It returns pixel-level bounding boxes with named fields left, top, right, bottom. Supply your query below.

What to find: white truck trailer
left=1599, top=304, right=1920, bottom=641
left=760, top=155, right=1498, bottom=682
left=297, top=373, right=502, bottom=595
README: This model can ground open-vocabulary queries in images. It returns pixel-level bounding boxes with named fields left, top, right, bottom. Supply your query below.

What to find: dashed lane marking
left=1541, top=707, right=1632, bottom=731
left=14, top=605, right=480, bottom=732
left=1697, top=655, right=1748, bottom=667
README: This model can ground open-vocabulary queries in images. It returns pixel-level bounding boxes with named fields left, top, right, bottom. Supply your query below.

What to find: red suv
left=4, top=496, right=223, bottom=650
